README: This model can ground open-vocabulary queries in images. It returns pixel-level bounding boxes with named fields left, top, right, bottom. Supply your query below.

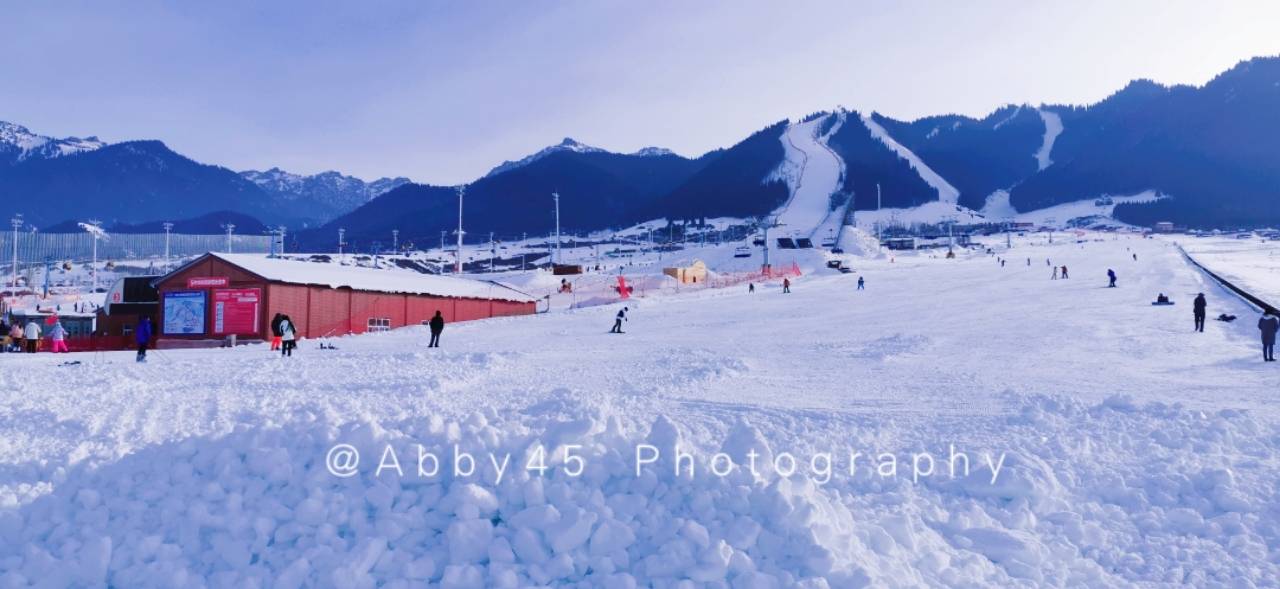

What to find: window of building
left=367, top=317, right=392, bottom=332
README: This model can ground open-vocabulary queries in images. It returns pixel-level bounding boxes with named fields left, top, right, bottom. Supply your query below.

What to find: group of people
left=1, top=317, right=71, bottom=354
left=269, top=313, right=299, bottom=357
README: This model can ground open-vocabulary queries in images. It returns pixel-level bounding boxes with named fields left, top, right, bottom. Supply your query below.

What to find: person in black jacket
left=1107, top=269, right=1117, bottom=288
left=270, top=313, right=284, bottom=351
left=610, top=307, right=628, bottom=333
left=1258, top=310, right=1279, bottom=362
left=428, top=311, right=445, bottom=348
left=1193, top=293, right=1207, bottom=332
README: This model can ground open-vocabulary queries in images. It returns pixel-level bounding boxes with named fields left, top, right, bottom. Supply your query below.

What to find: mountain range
left=5, top=55, right=1280, bottom=247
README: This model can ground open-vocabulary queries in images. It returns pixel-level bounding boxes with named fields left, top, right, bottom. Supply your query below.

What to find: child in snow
left=49, top=320, right=69, bottom=353
left=279, top=315, right=297, bottom=357
left=135, top=316, right=152, bottom=362
left=270, top=313, right=284, bottom=351
left=8, top=322, right=22, bottom=353
left=1259, top=310, right=1279, bottom=362
left=783, top=278, right=791, bottom=293
left=610, top=307, right=628, bottom=333
left=748, top=283, right=755, bottom=293
left=857, top=276, right=865, bottom=290
left=428, top=311, right=444, bottom=348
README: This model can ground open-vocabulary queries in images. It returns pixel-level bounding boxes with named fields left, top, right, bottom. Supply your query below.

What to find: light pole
left=392, top=229, right=399, bottom=253
left=455, top=186, right=466, bottom=273
left=338, top=228, right=346, bottom=260
left=9, top=214, right=22, bottom=291
left=552, top=192, right=562, bottom=265
left=489, top=231, right=496, bottom=273
left=222, top=223, right=235, bottom=253
left=277, top=225, right=287, bottom=256
left=162, top=222, right=173, bottom=271
left=86, top=219, right=102, bottom=292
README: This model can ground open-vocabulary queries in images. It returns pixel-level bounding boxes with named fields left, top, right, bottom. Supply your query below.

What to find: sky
left=3, top=1, right=1280, bottom=184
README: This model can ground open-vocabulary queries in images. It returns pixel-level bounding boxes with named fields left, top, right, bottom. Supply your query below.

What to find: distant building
left=1154, top=221, right=1176, bottom=233
left=151, top=252, right=536, bottom=347
left=663, top=260, right=708, bottom=284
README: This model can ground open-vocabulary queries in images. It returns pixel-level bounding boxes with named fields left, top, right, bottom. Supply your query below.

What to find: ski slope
left=770, top=113, right=847, bottom=239
left=2, top=237, right=1279, bottom=586
left=860, top=113, right=960, bottom=204
left=1034, top=109, right=1063, bottom=171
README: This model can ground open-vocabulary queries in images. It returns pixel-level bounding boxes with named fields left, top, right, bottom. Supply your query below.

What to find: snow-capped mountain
left=484, top=137, right=608, bottom=177
left=240, top=168, right=410, bottom=223
left=0, top=120, right=105, bottom=165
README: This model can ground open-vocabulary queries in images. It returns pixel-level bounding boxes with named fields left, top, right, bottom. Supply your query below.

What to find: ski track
left=1035, top=109, right=1063, bottom=171
left=860, top=113, right=960, bottom=204
left=1, top=236, right=1279, bottom=586
left=771, top=114, right=847, bottom=239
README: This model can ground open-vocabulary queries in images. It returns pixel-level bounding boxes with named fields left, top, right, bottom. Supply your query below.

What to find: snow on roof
left=203, top=253, right=536, bottom=303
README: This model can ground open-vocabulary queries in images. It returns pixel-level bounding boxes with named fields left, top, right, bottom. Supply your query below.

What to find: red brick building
left=153, top=253, right=536, bottom=346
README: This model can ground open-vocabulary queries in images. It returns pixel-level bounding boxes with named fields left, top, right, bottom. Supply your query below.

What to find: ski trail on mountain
left=1035, top=109, right=1063, bottom=170
left=770, top=113, right=847, bottom=239
left=860, top=113, right=960, bottom=204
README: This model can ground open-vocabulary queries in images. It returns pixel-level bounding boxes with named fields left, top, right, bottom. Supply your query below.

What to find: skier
left=1107, top=269, right=1117, bottom=288
left=610, top=307, right=628, bottom=333
left=857, top=276, right=865, bottom=290
left=24, top=319, right=41, bottom=353
left=1061, top=265, right=1069, bottom=279
left=279, top=315, right=297, bottom=357
left=428, top=310, right=444, bottom=348
left=49, top=320, right=69, bottom=353
left=1258, top=309, right=1279, bottom=362
left=1000, top=259, right=1006, bottom=267
left=748, top=283, right=755, bottom=293
left=1193, top=293, right=1207, bottom=332
left=1026, top=258, right=1031, bottom=266
left=783, top=278, right=791, bottom=294
left=1052, top=266, right=1059, bottom=280
left=1132, top=253, right=1138, bottom=262
left=135, top=316, right=152, bottom=362
left=270, top=313, right=284, bottom=351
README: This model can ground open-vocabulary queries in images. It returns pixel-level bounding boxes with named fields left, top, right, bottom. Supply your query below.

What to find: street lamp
left=222, top=223, right=236, bottom=253
left=9, top=214, right=22, bottom=291
left=162, top=222, right=173, bottom=271
left=455, top=185, right=466, bottom=273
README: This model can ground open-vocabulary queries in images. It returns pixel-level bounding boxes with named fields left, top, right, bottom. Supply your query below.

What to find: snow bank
left=4, top=393, right=1278, bottom=587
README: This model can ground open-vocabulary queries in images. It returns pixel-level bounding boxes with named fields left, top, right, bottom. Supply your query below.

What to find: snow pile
left=4, top=394, right=1278, bottom=587
left=836, top=226, right=885, bottom=259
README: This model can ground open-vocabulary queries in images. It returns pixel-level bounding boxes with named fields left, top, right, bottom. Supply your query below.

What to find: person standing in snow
left=857, top=276, right=865, bottom=290
left=8, top=322, right=22, bottom=353
left=782, top=278, right=791, bottom=294
left=135, top=316, right=152, bottom=362
left=49, top=320, right=69, bottom=353
left=1061, top=265, right=1069, bottom=279
left=428, top=310, right=444, bottom=348
left=279, top=315, right=297, bottom=357
left=270, top=313, right=284, bottom=351
left=23, top=319, right=41, bottom=353
left=610, top=307, right=628, bottom=334
left=1052, top=266, right=1059, bottom=280
left=1259, top=310, right=1279, bottom=362
left=1193, top=293, right=1207, bottom=332
left=1107, top=269, right=1117, bottom=288
left=0, top=318, right=8, bottom=353
left=748, top=283, right=755, bottom=293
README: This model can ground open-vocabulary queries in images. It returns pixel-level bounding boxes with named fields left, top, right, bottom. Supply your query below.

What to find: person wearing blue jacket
left=136, top=316, right=152, bottom=363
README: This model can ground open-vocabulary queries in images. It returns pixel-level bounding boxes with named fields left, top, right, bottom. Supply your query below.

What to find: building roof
left=166, top=253, right=536, bottom=303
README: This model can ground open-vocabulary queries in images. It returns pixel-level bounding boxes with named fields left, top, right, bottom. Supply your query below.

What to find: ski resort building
left=151, top=253, right=537, bottom=346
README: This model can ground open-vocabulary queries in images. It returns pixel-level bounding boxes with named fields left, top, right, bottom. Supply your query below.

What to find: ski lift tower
left=338, top=228, right=346, bottom=261
left=83, top=219, right=104, bottom=292
left=9, top=214, right=22, bottom=291
left=392, top=229, right=399, bottom=253
left=552, top=191, right=562, bottom=265
left=162, top=222, right=174, bottom=270
left=455, top=185, right=466, bottom=273
left=759, top=216, right=783, bottom=275
left=222, top=223, right=236, bottom=253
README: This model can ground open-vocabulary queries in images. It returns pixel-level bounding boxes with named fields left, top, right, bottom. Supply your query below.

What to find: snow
left=1034, top=109, right=1063, bottom=171
left=854, top=200, right=987, bottom=228
left=1011, top=191, right=1163, bottom=228
left=0, top=121, right=105, bottom=161
left=1177, top=235, right=1280, bottom=305
left=203, top=253, right=537, bottom=303
left=769, top=113, right=847, bottom=239
left=2, top=236, right=1279, bottom=586
left=486, top=138, right=608, bottom=177
left=860, top=114, right=961, bottom=204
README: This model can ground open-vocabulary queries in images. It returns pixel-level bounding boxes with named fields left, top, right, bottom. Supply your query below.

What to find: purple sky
left=3, top=1, right=1279, bottom=184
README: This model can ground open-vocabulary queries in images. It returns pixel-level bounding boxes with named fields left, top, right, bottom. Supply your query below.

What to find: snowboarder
left=1061, top=265, right=1069, bottom=279
left=24, top=320, right=41, bottom=353
left=135, top=316, right=152, bottom=362
left=270, top=313, right=284, bottom=351
left=279, top=315, right=297, bottom=357
left=782, top=278, right=791, bottom=294
left=748, top=283, right=755, bottom=293
left=1259, top=310, right=1279, bottom=362
left=1107, top=269, right=1117, bottom=288
left=49, top=320, right=68, bottom=353
left=428, top=311, right=444, bottom=348
left=857, top=276, right=865, bottom=290
left=610, top=307, right=628, bottom=333
left=1193, top=293, right=1207, bottom=332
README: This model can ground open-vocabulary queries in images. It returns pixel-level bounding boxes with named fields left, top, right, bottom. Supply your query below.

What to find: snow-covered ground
left=1177, top=234, right=1280, bottom=304
left=770, top=114, right=847, bottom=240
left=2, top=235, right=1279, bottom=587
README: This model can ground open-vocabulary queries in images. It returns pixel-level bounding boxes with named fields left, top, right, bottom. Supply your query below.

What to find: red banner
left=213, top=288, right=261, bottom=334
left=188, top=276, right=229, bottom=288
